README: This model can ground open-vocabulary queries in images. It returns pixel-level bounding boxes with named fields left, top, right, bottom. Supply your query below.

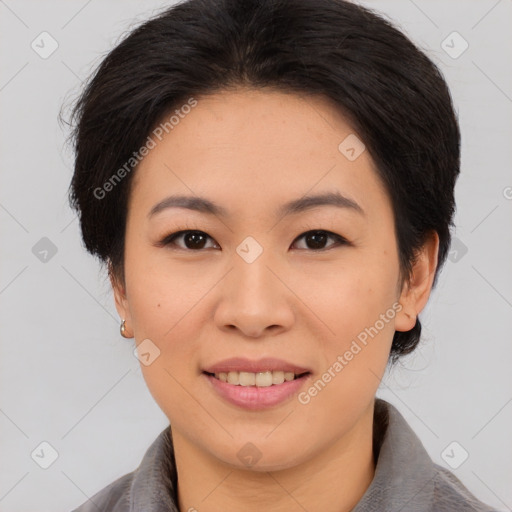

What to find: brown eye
left=162, top=230, right=217, bottom=250
left=159, top=229, right=348, bottom=252
left=292, top=230, right=347, bottom=251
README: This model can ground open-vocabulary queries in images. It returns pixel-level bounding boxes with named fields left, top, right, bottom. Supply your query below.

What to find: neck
left=172, top=401, right=376, bottom=512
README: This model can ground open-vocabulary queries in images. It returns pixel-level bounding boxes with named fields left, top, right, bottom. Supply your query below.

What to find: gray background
left=0, top=0, right=511, bottom=510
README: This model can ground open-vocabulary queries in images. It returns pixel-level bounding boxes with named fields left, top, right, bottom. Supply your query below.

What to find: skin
left=111, top=88, right=439, bottom=512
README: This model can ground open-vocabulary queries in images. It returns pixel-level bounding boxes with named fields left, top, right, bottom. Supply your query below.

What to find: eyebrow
left=148, top=191, right=364, bottom=219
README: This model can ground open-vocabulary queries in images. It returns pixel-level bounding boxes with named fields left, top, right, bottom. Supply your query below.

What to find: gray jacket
left=71, top=398, right=498, bottom=511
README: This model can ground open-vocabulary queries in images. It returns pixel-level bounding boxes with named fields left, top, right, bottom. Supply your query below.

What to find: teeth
left=284, top=371, right=295, bottom=382
left=239, top=371, right=256, bottom=386
left=227, top=371, right=239, bottom=385
left=214, top=370, right=303, bottom=387
left=272, top=370, right=284, bottom=384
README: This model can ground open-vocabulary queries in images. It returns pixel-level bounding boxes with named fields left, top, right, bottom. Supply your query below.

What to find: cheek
left=300, top=251, right=399, bottom=342
left=124, top=239, right=206, bottom=340
left=295, top=265, right=398, bottom=430
left=128, top=273, right=206, bottom=422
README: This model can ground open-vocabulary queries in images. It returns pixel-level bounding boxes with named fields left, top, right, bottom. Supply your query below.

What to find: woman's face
left=112, top=88, right=431, bottom=470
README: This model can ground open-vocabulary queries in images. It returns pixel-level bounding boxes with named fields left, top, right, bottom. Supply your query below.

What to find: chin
left=209, top=437, right=310, bottom=473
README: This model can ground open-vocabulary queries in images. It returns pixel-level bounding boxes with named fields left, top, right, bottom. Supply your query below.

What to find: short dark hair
left=63, top=0, right=460, bottom=364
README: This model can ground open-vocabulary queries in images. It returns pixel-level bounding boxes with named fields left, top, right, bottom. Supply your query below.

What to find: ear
left=395, top=231, right=440, bottom=332
left=109, top=261, right=134, bottom=338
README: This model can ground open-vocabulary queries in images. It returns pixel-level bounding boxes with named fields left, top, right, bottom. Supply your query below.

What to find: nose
left=213, top=248, right=295, bottom=338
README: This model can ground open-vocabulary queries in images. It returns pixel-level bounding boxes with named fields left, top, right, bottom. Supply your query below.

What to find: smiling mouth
left=203, top=370, right=310, bottom=387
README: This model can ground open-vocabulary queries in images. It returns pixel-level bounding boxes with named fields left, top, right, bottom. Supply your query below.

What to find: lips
left=202, top=357, right=312, bottom=409
left=203, top=372, right=310, bottom=410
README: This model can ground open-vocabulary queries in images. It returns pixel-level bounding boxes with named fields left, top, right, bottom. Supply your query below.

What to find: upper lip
left=203, top=357, right=311, bottom=374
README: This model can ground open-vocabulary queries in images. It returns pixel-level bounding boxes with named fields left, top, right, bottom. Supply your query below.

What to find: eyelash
left=157, top=224, right=350, bottom=252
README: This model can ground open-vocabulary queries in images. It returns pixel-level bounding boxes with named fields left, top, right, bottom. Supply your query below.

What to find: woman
left=67, top=0, right=497, bottom=510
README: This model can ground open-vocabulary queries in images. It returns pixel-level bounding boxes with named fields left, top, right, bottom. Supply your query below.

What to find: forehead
left=128, top=88, right=390, bottom=221
left=142, top=88, right=356, bottom=162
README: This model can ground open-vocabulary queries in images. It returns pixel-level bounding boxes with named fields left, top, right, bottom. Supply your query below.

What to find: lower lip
left=203, top=372, right=310, bottom=410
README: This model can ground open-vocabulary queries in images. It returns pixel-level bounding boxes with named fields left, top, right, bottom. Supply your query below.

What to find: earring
left=120, top=319, right=130, bottom=339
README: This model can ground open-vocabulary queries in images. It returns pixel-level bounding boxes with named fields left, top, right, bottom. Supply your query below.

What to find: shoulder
left=69, top=425, right=177, bottom=512
left=431, top=462, right=499, bottom=511
left=362, top=399, right=499, bottom=512
left=70, top=471, right=134, bottom=512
